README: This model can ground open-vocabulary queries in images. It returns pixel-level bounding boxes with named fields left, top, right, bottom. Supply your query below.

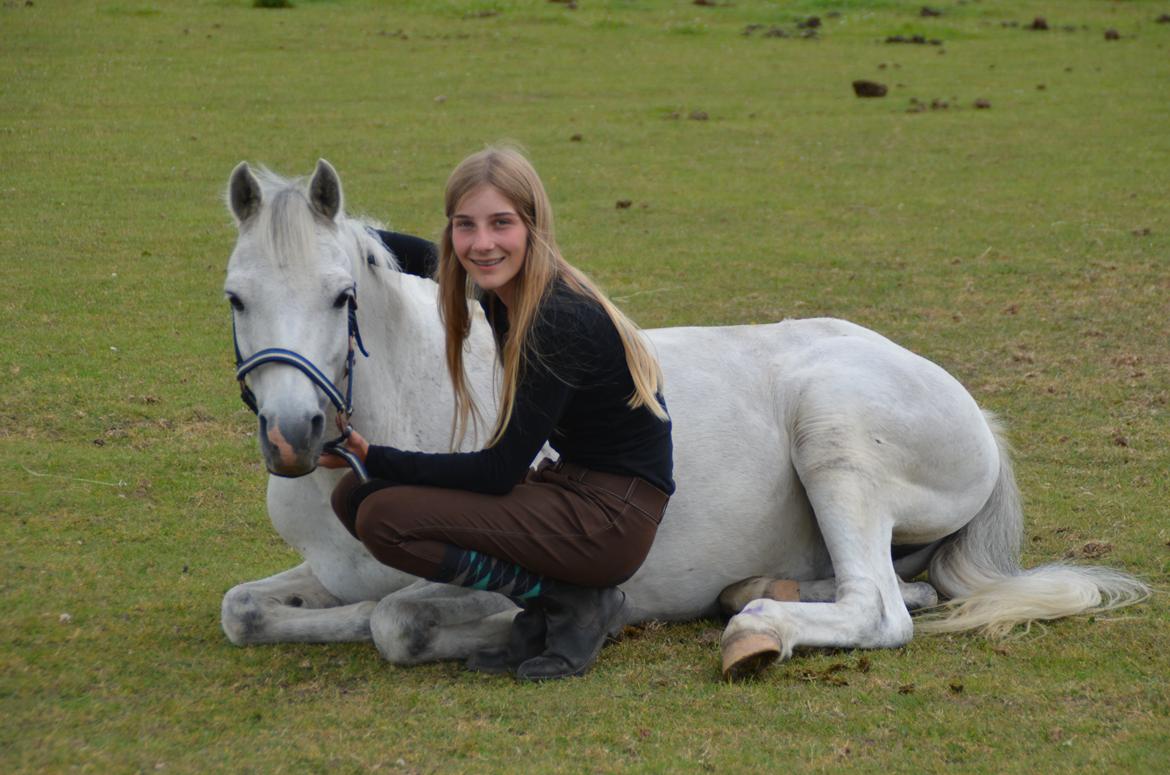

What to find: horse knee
left=370, top=597, right=440, bottom=665
left=221, top=584, right=264, bottom=646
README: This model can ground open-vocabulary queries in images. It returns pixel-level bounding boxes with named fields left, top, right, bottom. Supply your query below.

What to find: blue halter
left=232, top=294, right=371, bottom=482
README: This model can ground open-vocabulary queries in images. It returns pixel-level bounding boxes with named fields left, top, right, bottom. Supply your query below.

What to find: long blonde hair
left=437, top=146, right=667, bottom=449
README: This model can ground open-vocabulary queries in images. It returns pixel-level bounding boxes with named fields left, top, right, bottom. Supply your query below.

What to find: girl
left=323, top=147, right=673, bottom=680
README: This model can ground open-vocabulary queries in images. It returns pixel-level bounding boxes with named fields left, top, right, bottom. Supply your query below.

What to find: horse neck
left=346, top=223, right=495, bottom=452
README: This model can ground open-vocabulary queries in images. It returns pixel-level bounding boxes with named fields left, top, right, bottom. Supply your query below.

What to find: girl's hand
left=318, top=428, right=370, bottom=469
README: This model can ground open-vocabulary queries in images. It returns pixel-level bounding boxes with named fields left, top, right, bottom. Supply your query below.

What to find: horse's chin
left=260, top=445, right=324, bottom=479
left=266, top=460, right=319, bottom=479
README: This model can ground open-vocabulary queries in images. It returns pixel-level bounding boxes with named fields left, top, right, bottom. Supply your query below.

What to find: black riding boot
left=515, top=582, right=626, bottom=681
left=465, top=603, right=547, bottom=674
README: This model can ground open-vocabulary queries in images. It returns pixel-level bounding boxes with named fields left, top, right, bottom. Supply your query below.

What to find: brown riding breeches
left=330, top=461, right=669, bottom=588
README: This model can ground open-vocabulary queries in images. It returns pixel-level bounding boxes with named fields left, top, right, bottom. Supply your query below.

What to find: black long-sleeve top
left=365, top=230, right=675, bottom=496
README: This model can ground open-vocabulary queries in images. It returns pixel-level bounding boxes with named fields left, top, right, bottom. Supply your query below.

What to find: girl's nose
left=472, top=228, right=494, bottom=252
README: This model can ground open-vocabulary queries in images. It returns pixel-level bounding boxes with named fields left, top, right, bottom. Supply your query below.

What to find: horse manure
left=615, top=200, right=633, bottom=209
left=974, top=98, right=991, bottom=109
left=1029, top=17, right=1049, bottom=31
left=1104, top=29, right=1121, bottom=41
left=852, top=80, right=888, bottom=98
left=569, top=133, right=583, bottom=142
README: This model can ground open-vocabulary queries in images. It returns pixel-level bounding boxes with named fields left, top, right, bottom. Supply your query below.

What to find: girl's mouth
left=472, top=257, right=505, bottom=267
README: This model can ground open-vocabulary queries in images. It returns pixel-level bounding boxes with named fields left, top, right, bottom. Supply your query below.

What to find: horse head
left=224, top=159, right=361, bottom=478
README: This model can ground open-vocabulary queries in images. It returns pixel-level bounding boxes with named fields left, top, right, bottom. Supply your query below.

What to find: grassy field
left=2, top=0, right=1168, bottom=771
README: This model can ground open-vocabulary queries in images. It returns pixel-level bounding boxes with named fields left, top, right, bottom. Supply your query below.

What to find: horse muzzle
left=258, top=410, right=327, bottom=478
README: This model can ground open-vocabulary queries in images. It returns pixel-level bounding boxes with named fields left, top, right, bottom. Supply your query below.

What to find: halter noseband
left=232, top=294, right=371, bottom=482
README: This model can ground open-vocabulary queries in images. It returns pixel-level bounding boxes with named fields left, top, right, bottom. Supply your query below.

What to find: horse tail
left=916, top=412, right=1149, bottom=637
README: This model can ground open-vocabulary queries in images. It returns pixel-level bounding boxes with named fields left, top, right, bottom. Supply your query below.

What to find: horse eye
left=333, top=291, right=353, bottom=309
left=227, top=294, right=244, bottom=312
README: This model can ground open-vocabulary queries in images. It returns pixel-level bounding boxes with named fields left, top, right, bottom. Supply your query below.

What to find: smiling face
left=450, top=184, right=529, bottom=307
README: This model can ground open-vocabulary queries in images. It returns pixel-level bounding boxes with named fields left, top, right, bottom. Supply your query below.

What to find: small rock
left=59, top=613, right=73, bottom=624
left=434, top=95, right=447, bottom=103
left=852, top=80, right=887, bottom=98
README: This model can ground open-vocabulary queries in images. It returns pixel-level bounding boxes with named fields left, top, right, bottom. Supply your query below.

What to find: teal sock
left=435, top=546, right=544, bottom=601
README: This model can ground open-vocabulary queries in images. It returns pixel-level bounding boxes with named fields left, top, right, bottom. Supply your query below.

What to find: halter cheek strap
left=232, top=295, right=371, bottom=482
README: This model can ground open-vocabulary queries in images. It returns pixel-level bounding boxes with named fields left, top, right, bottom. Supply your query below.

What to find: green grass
left=3, top=0, right=1168, bottom=771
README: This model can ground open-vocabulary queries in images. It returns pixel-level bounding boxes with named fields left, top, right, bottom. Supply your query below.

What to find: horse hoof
left=721, top=631, right=782, bottom=681
left=718, top=577, right=800, bottom=616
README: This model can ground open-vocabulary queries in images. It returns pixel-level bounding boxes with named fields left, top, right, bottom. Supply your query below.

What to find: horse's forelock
left=247, top=169, right=335, bottom=270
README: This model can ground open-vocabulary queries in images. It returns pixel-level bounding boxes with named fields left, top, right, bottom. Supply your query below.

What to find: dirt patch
left=1065, top=541, right=1113, bottom=560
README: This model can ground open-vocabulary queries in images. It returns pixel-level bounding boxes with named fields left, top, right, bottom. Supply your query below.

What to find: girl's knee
left=330, top=472, right=362, bottom=520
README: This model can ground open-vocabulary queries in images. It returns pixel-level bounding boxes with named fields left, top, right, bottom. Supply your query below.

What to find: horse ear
left=308, top=159, right=343, bottom=221
left=228, top=162, right=262, bottom=224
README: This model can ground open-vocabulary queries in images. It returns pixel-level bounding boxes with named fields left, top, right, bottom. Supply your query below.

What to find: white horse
left=219, top=160, right=1147, bottom=679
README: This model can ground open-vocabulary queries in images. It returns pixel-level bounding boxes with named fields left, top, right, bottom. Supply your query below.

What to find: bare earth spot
left=1066, top=541, right=1114, bottom=560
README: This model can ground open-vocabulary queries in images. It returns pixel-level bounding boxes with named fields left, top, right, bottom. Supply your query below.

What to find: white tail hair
left=917, top=413, right=1149, bottom=638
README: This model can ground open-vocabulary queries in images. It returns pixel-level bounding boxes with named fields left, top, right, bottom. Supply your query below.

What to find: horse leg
left=719, top=574, right=938, bottom=615
left=369, top=580, right=518, bottom=665
left=720, top=462, right=922, bottom=680
left=221, top=561, right=377, bottom=645
left=718, top=539, right=942, bottom=616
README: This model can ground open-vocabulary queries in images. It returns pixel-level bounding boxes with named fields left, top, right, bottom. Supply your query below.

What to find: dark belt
left=540, top=459, right=670, bottom=522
